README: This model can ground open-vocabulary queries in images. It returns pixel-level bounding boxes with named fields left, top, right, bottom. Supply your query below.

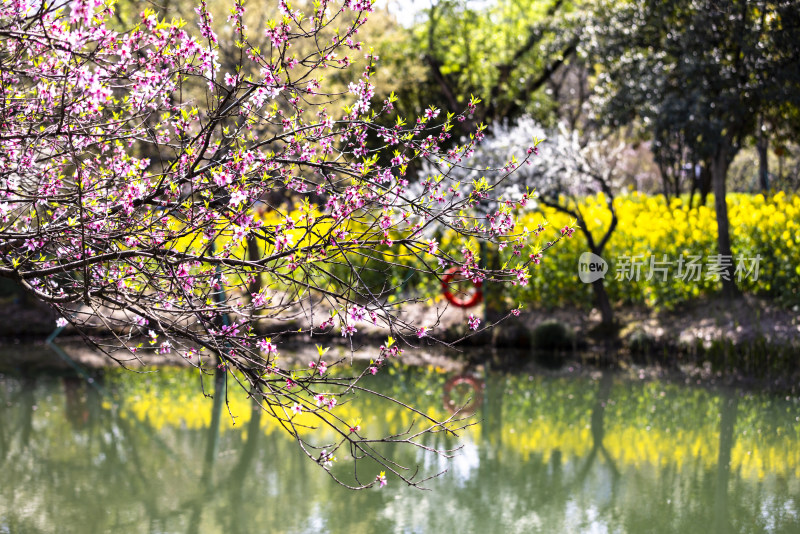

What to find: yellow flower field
left=507, top=192, right=800, bottom=309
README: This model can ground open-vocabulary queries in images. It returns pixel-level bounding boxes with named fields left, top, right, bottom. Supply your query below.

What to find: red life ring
left=442, top=375, right=484, bottom=416
left=441, top=267, right=483, bottom=308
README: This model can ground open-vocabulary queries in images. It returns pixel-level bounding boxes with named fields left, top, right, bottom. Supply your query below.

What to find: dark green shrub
left=531, top=320, right=575, bottom=352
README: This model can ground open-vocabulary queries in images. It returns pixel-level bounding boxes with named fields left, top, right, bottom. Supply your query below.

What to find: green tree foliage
left=589, top=0, right=800, bottom=297
left=376, top=0, right=583, bottom=137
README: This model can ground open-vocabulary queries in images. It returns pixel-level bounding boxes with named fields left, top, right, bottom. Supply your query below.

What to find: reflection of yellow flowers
left=502, top=412, right=799, bottom=481
left=113, top=369, right=800, bottom=483
left=114, top=368, right=455, bottom=444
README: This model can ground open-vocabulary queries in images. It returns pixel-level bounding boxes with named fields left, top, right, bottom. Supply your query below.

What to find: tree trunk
left=688, top=162, right=698, bottom=210
left=656, top=157, right=671, bottom=202
left=247, top=235, right=262, bottom=297
left=757, top=124, right=769, bottom=193
left=711, top=141, right=739, bottom=298
left=591, top=277, right=614, bottom=329
left=699, top=163, right=713, bottom=207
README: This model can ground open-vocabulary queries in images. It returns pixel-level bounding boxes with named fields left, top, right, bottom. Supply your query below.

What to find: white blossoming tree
left=424, top=117, right=623, bottom=329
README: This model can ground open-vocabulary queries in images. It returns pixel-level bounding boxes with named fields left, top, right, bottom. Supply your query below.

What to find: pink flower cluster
left=0, top=0, right=561, bottom=489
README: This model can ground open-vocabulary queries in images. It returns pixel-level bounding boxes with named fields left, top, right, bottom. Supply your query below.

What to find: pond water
left=1, top=363, right=799, bottom=533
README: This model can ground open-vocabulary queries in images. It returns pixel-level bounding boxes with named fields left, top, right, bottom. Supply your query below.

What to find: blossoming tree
left=427, top=118, right=622, bottom=329
left=0, top=0, right=555, bottom=488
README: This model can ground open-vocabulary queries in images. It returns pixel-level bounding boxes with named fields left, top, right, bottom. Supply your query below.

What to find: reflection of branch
left=292, top=398, right=476, bottom=490
left=112, top=415, right=166, bottom=525
left=0, top=384, right=33, bottom=472
left=224, top=393, right=264, bottom=533
left=713, top=391, right=738, bottom=534
left=203, top=366, right=227, bottom=476
left=597, top=444, right=620, bottom=479
left=107, top=416, right=146, bottom=489
left=219, top=373, right=481, bottom=491
left=0, top=417, right=6, bottom=466
left=575, top=371, right=619, bottom=479
left=229, top=389, right=263, bottom=482
left=592, top=371, right=620, bottom=477
left=18, top=378, right=35, bottom=449
left=575, top=446, right=599, bottom=481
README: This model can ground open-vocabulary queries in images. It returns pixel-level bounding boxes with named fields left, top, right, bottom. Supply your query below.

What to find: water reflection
left=714, top=390, right=738, bottom=534
left=1, top=366, right=799, bottom=533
